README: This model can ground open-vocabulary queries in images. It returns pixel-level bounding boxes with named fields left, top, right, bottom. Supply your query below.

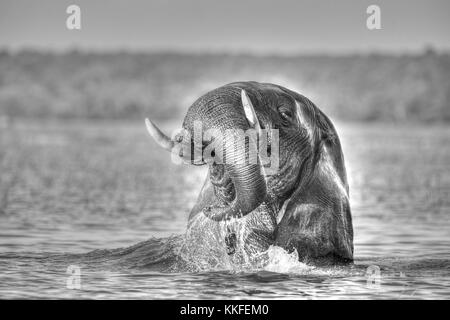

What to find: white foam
left=263, top=245, right=314, bottom=274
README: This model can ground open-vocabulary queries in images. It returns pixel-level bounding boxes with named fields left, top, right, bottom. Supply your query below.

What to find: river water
left=0, top=121, right=449, bottom=299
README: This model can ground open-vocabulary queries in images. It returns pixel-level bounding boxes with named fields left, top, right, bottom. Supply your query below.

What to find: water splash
left=175, top=212, right=315, bottom=274
left=175, top=212, right=279, bottom=272
left=264, top=246, right=313, bottom=274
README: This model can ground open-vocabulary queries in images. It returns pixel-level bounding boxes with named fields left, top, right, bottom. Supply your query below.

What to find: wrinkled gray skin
left=150, top=81, right=353, bottom=265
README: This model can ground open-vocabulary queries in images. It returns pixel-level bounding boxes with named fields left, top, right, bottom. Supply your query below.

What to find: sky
left=0, top=0, right=449, bottom=54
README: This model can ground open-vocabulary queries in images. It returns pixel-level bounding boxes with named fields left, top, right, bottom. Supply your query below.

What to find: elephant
left=146, top=81, right=353, bottom=267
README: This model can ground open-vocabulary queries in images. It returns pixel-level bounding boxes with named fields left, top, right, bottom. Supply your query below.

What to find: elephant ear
left=294, top=100, right=316, bottom=141
left=275, top=95, right=354, bottom=264
left=294, top=96, right=337, bottom=147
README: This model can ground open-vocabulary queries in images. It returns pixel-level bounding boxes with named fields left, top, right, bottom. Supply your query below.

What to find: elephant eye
left=278, top=107, right=293, bottom=122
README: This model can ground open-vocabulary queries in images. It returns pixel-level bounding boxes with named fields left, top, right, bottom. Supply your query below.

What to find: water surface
left=0, top=121, right=449, bottom=299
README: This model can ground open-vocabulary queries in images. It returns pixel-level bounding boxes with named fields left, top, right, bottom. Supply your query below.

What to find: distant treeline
left=0, top=49, right=449, bottom=123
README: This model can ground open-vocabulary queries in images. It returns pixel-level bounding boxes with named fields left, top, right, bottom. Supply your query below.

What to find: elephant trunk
left=183, top=89, right=267, bottom=221
left=146, top=88, right=267, bottom=221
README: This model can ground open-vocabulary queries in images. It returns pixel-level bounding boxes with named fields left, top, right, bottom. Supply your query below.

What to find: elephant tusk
left=145, top=118, right=206, bottom=165
left=241, top=89, right=268, bottom=174
left=145, top=118, right=174, bottom=151
left=241, top=89, right=262, bottom=134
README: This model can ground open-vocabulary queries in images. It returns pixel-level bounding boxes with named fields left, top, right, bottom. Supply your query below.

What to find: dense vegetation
left=0, top=50, right=449, bottom=122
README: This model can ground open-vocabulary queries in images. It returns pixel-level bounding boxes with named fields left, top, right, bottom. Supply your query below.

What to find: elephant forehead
left=235, top=81, right=294, bottom=102
left=182, top=89, right=243, bottom=128
left=183, top=81, right=301, bottom=128
left=189, top=87, right=241, bottom=113
left=245, top=83, right=296, bottom=114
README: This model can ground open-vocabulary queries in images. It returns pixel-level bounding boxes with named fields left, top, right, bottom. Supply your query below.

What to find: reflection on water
left=0, top=121, right=449, bottom=299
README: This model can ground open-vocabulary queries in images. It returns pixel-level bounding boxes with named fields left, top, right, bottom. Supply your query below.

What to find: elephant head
left=146, top=81, right=335, bottom=216
left=147, top=81, right=353, bottom=263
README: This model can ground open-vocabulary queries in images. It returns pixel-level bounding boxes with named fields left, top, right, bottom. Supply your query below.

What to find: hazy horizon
left=2, top=46, right=447, bottom=56
left=1, top=0, right=449, bottom=124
